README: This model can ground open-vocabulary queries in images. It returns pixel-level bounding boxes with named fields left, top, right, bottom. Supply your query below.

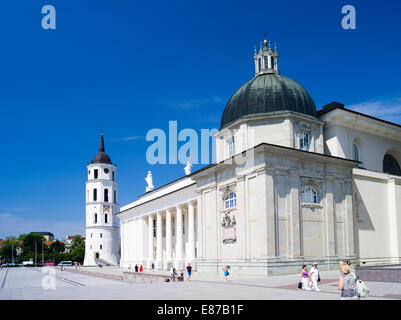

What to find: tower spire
left=99, top=131, right=105, bottom=152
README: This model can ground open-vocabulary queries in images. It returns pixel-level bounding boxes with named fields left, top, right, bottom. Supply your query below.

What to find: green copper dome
left=221, top=73, right=317, bottom=128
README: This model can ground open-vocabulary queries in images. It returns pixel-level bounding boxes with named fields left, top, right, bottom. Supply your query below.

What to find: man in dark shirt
left=135, top=264, right=139, bottom=272
left=186, top=263, right=192, bottom=280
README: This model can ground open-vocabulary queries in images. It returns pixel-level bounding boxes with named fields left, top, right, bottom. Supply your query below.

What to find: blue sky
left=1, top=0, right=401, bottom=239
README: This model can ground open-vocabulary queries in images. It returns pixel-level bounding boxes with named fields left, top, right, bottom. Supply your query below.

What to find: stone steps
left=61, top=267, right=124, bottom=281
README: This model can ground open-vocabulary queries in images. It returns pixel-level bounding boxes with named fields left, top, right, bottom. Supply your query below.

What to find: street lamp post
left=34, top=240, right=37, bottom=267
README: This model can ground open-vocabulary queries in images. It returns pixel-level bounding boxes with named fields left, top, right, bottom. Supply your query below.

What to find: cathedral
left=93, top=39, right=401, bottom=275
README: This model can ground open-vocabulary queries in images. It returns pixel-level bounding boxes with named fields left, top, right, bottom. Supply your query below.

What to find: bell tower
left=83, top=130, right=120, bottom=266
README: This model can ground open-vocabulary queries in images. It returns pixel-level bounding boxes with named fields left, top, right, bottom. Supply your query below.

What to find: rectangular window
left=153, top=219, right=156, bottom=237
left=114, top=190, right=117, bottom=203
left=105, top=214, right=108, bottom=224
left=93, top=189, right=97, bottom=202
left=299, top=132, right=310, bottom=151
left=228, top=138, right=235, bottom=157
left=94, top=169, right=98, bottom=179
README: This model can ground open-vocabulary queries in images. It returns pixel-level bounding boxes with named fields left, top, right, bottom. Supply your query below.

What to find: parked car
left=58, top=261, right=72, bottom=266
left=22, top=261, right=34, bottom=266
left=5, top=263, right=17, bottom=267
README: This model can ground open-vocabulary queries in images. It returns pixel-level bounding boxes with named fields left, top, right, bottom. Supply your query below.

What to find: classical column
left=155, top=211, right=163, bottom=269
left=121, top=222, right=126, bottom=266
left=175, top=205, right=184, bottom=269
left=187, top=200, right=196, bottom=264
left=147, top=214, right=154, bottom=269
left=164, top=208, right=172, bottom=270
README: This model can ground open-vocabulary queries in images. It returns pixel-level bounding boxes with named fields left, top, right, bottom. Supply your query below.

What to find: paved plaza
left=1, top=266, right=401, bottom=300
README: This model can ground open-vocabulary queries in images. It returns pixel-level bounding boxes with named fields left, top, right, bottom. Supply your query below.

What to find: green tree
left=0, top=236, right=20, bottom=263
left=68, top=235, right=85, bottom=263
left=19, top=233, right=46, bottom=262
left=50, top=240, right=65, bottom=254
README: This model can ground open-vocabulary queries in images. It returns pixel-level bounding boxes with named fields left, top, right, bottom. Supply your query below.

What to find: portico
left=119, top=178, right=199, bottom=271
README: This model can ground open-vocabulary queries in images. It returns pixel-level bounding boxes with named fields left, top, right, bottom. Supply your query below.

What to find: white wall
left=215, top=112, right=324, bottom=162
left=324, top=123, right=401, bottom=172
left=353, top=169, right=401, bottom=265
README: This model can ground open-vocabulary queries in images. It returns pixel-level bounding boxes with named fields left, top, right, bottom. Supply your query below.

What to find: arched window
left=383, top=154, right=401, bottom=176
left=271, top=56, right=275, bottom=69
left=302, top=187, right=318, bottom=203
left=112, top=171, right=115, bottom=181
left=104, top=189, right=109, bottom=202
left=228, top=138, right=235, bottom=157
left=258, top=58, right=262, bottom=71
left=300, top=131, right=310, bottom=151
left=224, top=192, right=237, bottom=209
left=353, top=143, right=360, bottom=162
left=105, top=214, right=108, bottom=224
left=100, top=244, right=102, bottom=250
left=114, top=190, right=117, bottom=204
left=93, top=189, right=97, bottom=201
left=94, top=213, right=97, bottom=224
left=264, top=55, right=268, bottom=69
left=100, top=233, right=102, bottom=238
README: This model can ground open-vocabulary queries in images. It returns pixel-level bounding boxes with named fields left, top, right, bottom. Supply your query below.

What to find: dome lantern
left=253, top=38, right=279, bottom=76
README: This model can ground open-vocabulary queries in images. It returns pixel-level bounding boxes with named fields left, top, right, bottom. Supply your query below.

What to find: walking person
left=300, top=265, right=311, bottom=290
left=309, top=263, right=320, bottom=291
left=338, top=264, right=358, bottom=300
left=346, top=260, right=355, bottom=275
left=139, top=264, right=143, bottom=272
left=170, top=266, right=176, bottom=281
left=223, top=266, right=229, bottom=282
left=186, top=263, right=192, bottom=280
left=135, top=264, right=139, bottom=272
left=152, top=263, right=155, bottom=270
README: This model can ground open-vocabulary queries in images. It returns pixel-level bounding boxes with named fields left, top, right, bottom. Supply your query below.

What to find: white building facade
left=84, top=132, right=120, bottom=266
left=117, top=40, right=401, bottom=275
left=319, top=103, right=401, bottom=266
